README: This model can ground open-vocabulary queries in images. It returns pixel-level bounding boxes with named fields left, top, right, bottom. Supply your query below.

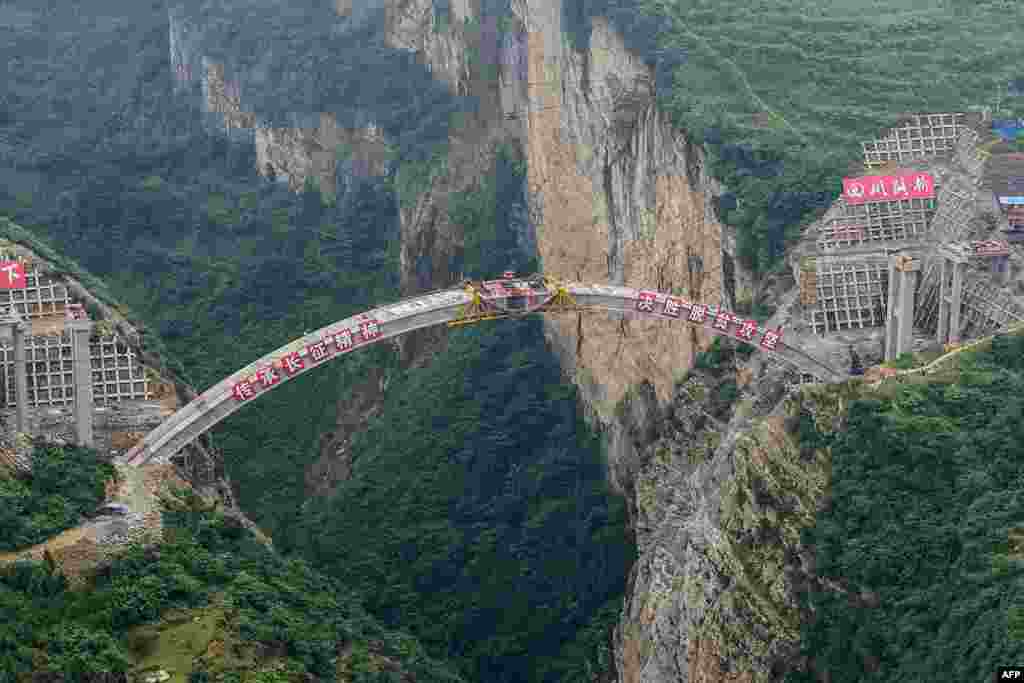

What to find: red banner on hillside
left=842, top=172, right=934, bottom=205
left=0, top=261, right=26, bottom=289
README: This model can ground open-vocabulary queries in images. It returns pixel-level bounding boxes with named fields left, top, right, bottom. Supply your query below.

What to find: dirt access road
left=0, top=462, right=188, bottom=585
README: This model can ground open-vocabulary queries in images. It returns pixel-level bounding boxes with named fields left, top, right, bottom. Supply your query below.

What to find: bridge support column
left=0, top=309, right=31, bottom=434
left=885, top=254, right=920, bottom=362
left=67, top=315, right=94, bottom=448
left=936, top=248, right=968, bottom=347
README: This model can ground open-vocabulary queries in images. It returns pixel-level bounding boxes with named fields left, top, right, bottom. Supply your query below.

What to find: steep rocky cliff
left=387, top=3, right=763, bottom=678
left=608, top=337, right=845, bottom=682
left=170, top=1, right=795, bottom=680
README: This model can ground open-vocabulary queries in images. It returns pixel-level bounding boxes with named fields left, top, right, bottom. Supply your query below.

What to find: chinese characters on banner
left=842, top=172, right=934, bottom=205
left=663, top=296, right=683, bottom=318
left=760, top=328, right=782, bottom=351
left=737, top=319, right=759, bottom=341
left=634, top=292, right=781, bottom=351
left=232, top=319, right=382, bottom=401
left=636, top=291, right=657, bottom=312
left=0, top=261, right=26, bottom=289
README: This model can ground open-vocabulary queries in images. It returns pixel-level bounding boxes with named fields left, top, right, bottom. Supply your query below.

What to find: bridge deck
left=123, top=283, right=845, bottom=467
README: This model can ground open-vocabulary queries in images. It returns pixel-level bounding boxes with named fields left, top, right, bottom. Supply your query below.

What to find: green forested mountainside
left=0, top=484, right=466, bottom=682
left=1, top=134, right=628, bottom=681
left=787, top=332, right=1024, bottom=681
left=1, top=12, right=627, bottom=676
left=295, top=318, right=633, bottom=683
left=565, top=0, right=1024, bottom=276
left=0, top=443, right=114, bottom=552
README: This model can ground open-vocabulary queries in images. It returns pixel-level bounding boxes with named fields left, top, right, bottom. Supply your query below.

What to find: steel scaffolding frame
left=0, top=333, right=151, bottom=409
left=805, top=258, right=889, bottom=334
left=0, top=268, right=72, bottom=318
left=914, top=264, right=1022, bottom=337
left=819, top=197, right=936, bottom=249
left=862, top=113, right=967, bottom=168
left=928, top=185, right=976, bottom=243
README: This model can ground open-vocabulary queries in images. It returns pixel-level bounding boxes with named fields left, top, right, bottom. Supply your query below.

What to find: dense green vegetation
left=787, top=332, right=1024, bottom=681
left=0, top=442, right=115, bottom=552
left=294, top=317, right=632, bottom=683
left=1, top=133, right=626, bottom=681
left=564, top=0, right=1024, bottom=276
left=0, top=482, right=465, bottom=681
left=14, top=1, right=1024, bottom=679
left=1, top=8, right=627, bottom=678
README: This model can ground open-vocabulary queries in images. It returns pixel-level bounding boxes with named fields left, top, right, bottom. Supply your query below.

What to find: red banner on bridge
left=970, top=240, right=1010, bottom=256
left=0, top=261, right=26, bottom=289
left=842, top=172, right=934, bottom=205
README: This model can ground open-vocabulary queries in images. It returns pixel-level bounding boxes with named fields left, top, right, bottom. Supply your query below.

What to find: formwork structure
left=862, top=113, right=967, bottom=168
left=914, top=261, right=1023, bottom=341
left=818, top=197, right=936, bottom=250
left=90, top=336, right=151, bottom=405
left=0, top=262, right=152, bottom=412
left=805, top=257, right=889, bottom=335
left=1, top=333, right=151, bottom=408
left=0, top=268, right=72, bottom=317
left=927, top=184, right=976, bottom=243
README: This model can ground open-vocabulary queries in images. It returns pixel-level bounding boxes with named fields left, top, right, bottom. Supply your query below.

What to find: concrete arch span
left=123, top=281, right=845, bottom=467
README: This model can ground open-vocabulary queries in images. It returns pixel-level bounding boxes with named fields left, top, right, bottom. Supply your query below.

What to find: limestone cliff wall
left=511, top=0, right=725, bottom=426
left=609, top=351, right=847, bottom=683
left=168, top=3, right=769, bottom=681
left=168, top=3, right=390, bottom=196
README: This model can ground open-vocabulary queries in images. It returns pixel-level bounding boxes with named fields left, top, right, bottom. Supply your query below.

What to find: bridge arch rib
left=123, top=282, right=844, bottom=466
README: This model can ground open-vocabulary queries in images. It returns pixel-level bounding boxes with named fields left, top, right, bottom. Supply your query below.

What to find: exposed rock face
left=305, top=365, right=386, bottom=497
left=515, top=1, right=726, bottom=428
left=168, top=2, right=391, bottom=196
left=613, top=353, right=844, bottom=683
left=385, top=0, right=517, bottom=367
left=385, top=0, right=474, bottom=95
left=170, top=3, right=810, bottom=682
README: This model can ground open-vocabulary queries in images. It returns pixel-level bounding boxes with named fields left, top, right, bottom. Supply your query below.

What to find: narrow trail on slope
left=646, top=0, right=809, bottom=146
left=0, top=463, right=180, bottom=583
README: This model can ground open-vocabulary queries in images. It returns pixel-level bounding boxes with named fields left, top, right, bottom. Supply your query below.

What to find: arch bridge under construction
left=121, top=275, right=847, bottom=467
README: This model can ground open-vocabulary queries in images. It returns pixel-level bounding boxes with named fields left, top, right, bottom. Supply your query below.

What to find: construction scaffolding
left=914, top=263, right=1023, bottom=338
left=927, top=184, right=977, bottom=243
left=804, top=257, right=889, bottom=335
left=0, top=333, right=151, bottom=409
left=862, top=113, right=967, bottom=168
left=818, top=197, right=936, bottom=250
left=90, top=335, right=151, bottom=406
left=0, top=269, right=72, bottom=317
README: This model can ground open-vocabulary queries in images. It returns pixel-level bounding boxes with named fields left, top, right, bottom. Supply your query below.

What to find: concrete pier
left=66, top=312, right=94, bottom=447
left=0, top=309, right=30, bottom=433
left=885, top=254, right=920, bottom=361
left=937, top=247, right=968, bottom=346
